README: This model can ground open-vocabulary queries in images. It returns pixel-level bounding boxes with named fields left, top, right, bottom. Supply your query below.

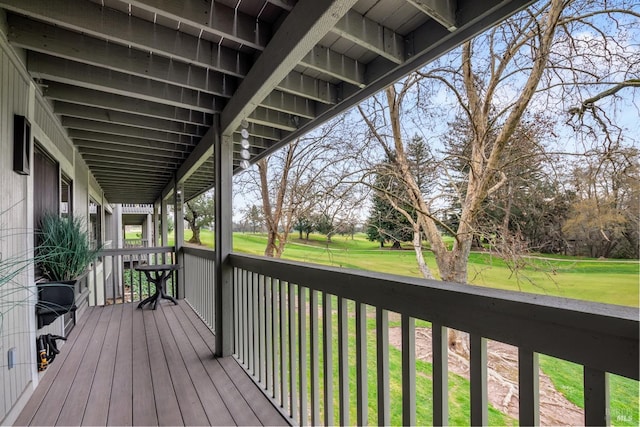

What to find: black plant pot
left=36, top=281, right=77, bottom=328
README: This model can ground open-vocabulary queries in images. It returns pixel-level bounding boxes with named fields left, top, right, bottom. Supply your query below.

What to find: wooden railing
left=124, top=238, right=149, bottom=248
left=183, top=246, right=216, bottom=330
left=93, top=246, right=176, bottom=306
left=112, top=247, right=637, bottom=425
left=226, top=253, right=638, bottom=426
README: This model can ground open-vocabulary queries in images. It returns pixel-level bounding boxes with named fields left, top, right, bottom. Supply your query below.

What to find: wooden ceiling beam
left=54, top=102, right=207, bottom=137
left=62, top=117, right=197, bottom=146
left=44, top=82, right=215, bottom=125
left=28, top=52, right=220, bottom=113
left=69, top=130, right=193, bottom=153
left=221, top=0, right=358, bottom=136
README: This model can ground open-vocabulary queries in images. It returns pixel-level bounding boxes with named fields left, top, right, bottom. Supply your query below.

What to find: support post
left=152, top=201, right=159, bottom=247
left=161, top=198, right=168, bottom=246
left=174, top=178, right=184, bottom=298
left=215, top=116, right=234, bottom=357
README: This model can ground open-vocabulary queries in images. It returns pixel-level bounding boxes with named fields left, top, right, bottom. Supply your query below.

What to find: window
left=33, top=145, right=59, bottom=231
left=61, top=174, right=72, bottom=218
left=89, top=198, right=101, bottom=250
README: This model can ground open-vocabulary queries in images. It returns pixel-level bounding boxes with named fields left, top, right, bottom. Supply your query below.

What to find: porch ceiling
left=1, top=0, right=535, bottom=203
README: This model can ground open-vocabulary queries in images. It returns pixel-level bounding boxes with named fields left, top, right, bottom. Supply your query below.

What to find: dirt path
left=388, top=327, right=584, bottom=426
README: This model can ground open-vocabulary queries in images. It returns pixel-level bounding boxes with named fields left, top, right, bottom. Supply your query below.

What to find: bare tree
left=563, top=143, right=639, bottom=258
left=358, top=0, right=638, bottom=283
left=241, top=117, right=367, bottom=257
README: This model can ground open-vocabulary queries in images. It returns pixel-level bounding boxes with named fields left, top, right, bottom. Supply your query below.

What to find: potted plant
left=35, top=213, right=101, bottom=327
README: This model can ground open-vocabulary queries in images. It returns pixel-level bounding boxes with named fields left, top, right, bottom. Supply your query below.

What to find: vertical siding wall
left=0, top=15, right=109, bottom=422
left=0, top=30, right=34, bottom=423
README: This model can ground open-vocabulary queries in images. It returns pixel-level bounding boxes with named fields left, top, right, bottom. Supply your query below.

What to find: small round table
left=135, top=264, right=179, bottom=310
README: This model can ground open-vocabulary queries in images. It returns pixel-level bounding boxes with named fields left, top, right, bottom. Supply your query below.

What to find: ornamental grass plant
left=37, top=213, right=101, bottom=282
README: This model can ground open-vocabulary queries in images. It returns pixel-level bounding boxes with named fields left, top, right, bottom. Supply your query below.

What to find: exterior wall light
left=239, top=120, right=251, bottom=169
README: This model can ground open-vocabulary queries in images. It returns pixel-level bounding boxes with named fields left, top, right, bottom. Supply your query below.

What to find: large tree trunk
left=188, top=225, right=201, bottom=244
left=412, top=226, right=433, bottom=280
left=361, top=0, right=565, bottom=286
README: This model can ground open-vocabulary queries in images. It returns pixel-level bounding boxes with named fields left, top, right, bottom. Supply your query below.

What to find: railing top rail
left=99, top=246, right=175, bottom=256
left=182, top=245, right=215, bottom=260
left=229, top=252, right=639, bottom=380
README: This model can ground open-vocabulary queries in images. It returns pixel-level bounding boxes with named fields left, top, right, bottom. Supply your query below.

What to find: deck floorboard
left=14, top=302, right=289, bottom=426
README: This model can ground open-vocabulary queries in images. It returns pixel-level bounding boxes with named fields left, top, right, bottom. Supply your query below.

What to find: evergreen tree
left=293, top=215, right=314, bottom=239
left=365, top=164, right=414, bottom=248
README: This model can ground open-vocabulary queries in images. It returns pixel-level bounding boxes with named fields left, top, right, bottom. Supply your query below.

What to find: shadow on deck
left=15, top=302, right=289, bottom=426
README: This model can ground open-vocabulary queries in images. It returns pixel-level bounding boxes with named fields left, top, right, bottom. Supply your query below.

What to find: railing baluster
left=518, top=348, right=539, bottom=426
left=273, top=278, right=281, bottom=403
left=259, top=274, right=266, bottom=387
left=470, top=334, right=488, bottom=426
left=233, top=267, right=239, bottom=356
left=356, top=303, right=368, bottom=426
left=323, top=292, right=334, bottom=426
left=130, top=266, right=135, bottom=303
left=243, top=269, right=249, bottom=368
left=280, top=279, right=288, bottom=411
left=266, top=276, right=273, bottom=395
left=402, top=314, right=416, bottom=426
left=376, top=308, right=390, bottom=426
left=310, top=289, right=320, bottom=425
left=584, top=367, right=610, bottom=426
left=298, top=286, right=308, bottom=426
left=248, top=272, right=255, bottom=373
left=252, top=272, right=259, bottom=377
left=338, top=296, right=349, bottom=426
left=432, top=323, right=449, bottom=426
left=289, top=282, right=298, bottom=421
left=109, top=254, right=116, bottom=305
left=236, top=268, right=242, bottom=359
left=143, top=268, right=148, bottom=299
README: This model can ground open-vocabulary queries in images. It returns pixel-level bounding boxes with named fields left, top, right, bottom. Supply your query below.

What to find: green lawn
left=173, top=229, right=639, bottom=425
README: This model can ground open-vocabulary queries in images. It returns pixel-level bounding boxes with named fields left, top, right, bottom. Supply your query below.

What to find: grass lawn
left=174, top=229, right=639, bottom=424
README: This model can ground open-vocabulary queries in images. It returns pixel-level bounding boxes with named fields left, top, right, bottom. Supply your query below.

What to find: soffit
left=0, top=0, right=536, bottom=203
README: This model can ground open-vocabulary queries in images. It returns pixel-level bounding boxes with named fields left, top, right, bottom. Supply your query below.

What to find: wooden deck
left=15, top=302, right=289, bottom=426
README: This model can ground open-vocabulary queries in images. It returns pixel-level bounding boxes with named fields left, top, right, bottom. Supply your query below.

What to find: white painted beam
left=220, top=0, right=358, bottom=136
left=44, top=82, right=214, bottom=125
left=406, top=0, right=457, bottom=31
left=333, top=10, right=404, bottom=64
left=54, top=102, right=207, bottom=137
